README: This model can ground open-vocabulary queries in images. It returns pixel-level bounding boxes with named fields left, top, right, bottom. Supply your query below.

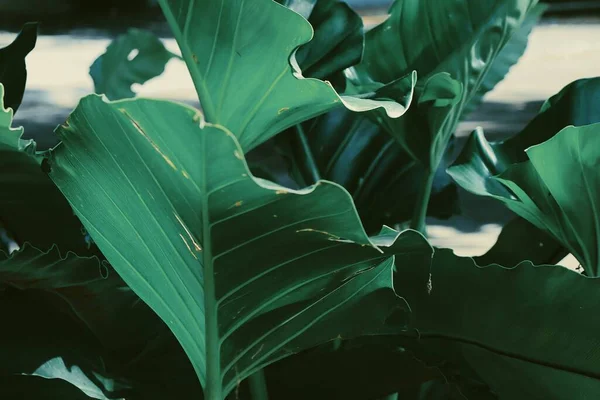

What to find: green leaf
left=1, top=244, right=202, bottom=399
left=351, top=0, right=536, bottom=170
left=475, top=217, right=567, bottom=267
left=263, top=108, right=460, bottom=232
left=0, top=22, right=37, bottom=113
left=356, top=0, right=537, bottom=91
left=156, top=0, right=412, bottom=151
left=277, top=0, right=316, bottom=18
left=0, top=289, right=128, bottom=399
left=394, top=247, right=600, bottom=400
left=264, top=336, right=441, bottom=399
left=375, top=72, right=463, bottom=170
left=0, top=83, right=92, bottom=253
left=90, top=28, right=177, bottom=100
left=448, top=78, right=600, bottom=276
left=0, top=81, right=95, bottom=254
left=292, top=0, right=364, bottom=85
left=47, top=95, right=432, bottom=397
left=462, top=3, right=547, bottom=117
left=0, top=376, right=96, bottom=400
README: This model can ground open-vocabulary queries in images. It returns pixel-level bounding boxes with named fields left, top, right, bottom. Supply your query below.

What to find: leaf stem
left=294, top=124, right=321, bottom=184
left=201, top=123, right=221, bottom=399
left=410, top=167, right=435, bottom=236
left=248, top=369, right=270, bottom=400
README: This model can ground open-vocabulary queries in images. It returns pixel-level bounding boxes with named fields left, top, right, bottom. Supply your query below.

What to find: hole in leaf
left=127, top=48, right=139, bottom=61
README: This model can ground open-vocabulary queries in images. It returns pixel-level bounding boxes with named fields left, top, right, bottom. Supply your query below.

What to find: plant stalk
left=410, top=167, right=435, bottom=236
left=248, top=369, right=270, bottom=400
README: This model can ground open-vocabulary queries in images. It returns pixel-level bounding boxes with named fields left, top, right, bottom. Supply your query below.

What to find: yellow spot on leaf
left=296, top=228, right=341, bottom=240
left=121, top=108, right=178, bottom=171
left=234, top=150, right=243, bottom=160
left=278, top=107, right=289, bottom=115
left=174, top=214, right=202, bottom=252
left=182, top=170, right=191, bottom=179
left=276, top=190, right=288, bottom=195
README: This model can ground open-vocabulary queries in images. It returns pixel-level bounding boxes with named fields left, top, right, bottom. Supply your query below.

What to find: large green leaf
left=0, top=83, right=91, bottom=253
left=448, top=78, right=600, bottom=276
left=90, top=28, right=177, bottom=100
left=356, top=0, right=537, bottom=89
left=0, top=22, right=37, bottom=113
left=156, top=0, right=412, bottom=151
left=462, top=4, right=546, bottom=117
left=394, top=247, right=600, bottom=399
left=350, top=0, right=536, bottom=170
left=47, top=95, right=432, bottom=398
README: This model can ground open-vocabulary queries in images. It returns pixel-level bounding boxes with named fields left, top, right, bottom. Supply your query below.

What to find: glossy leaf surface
left=90, top=28, right=177, bottom=100
left=157, top=0, right=412, bottom=151
left=48, top=95, right=431, bottom=397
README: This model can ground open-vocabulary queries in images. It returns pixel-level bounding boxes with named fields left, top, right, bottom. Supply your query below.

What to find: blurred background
left=0, top=0, right=598, bottom=262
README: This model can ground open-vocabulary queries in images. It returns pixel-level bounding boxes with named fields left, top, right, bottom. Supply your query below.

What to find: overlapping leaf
left=0, top=242, right=201, bottom=399
left=90, top=28, right=178, bottom=100
left=156, top=0, right=412, bottom=151
left=462, top=3, right=546, bottom=117
left=0, top=83, right=91, bottom=253
left=266, top=108, right=460, bottom=232
left=289, top=0, right=364, bottom=87
left=349, top=0, right=537, bottom=171
left=47, top=95, right=431, bottom=397
left=394, top=247, right=600, bottom=399
left=0, top=288, right=126, bottom=399
left=449, top=78, right=600, bottom=276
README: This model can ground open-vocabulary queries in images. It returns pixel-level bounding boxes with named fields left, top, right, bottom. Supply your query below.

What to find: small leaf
left=90, top=28, right=177, bottom=100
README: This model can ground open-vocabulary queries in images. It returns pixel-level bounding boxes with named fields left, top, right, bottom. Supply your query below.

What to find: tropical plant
left=3, top=0, right=600, bottom=399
